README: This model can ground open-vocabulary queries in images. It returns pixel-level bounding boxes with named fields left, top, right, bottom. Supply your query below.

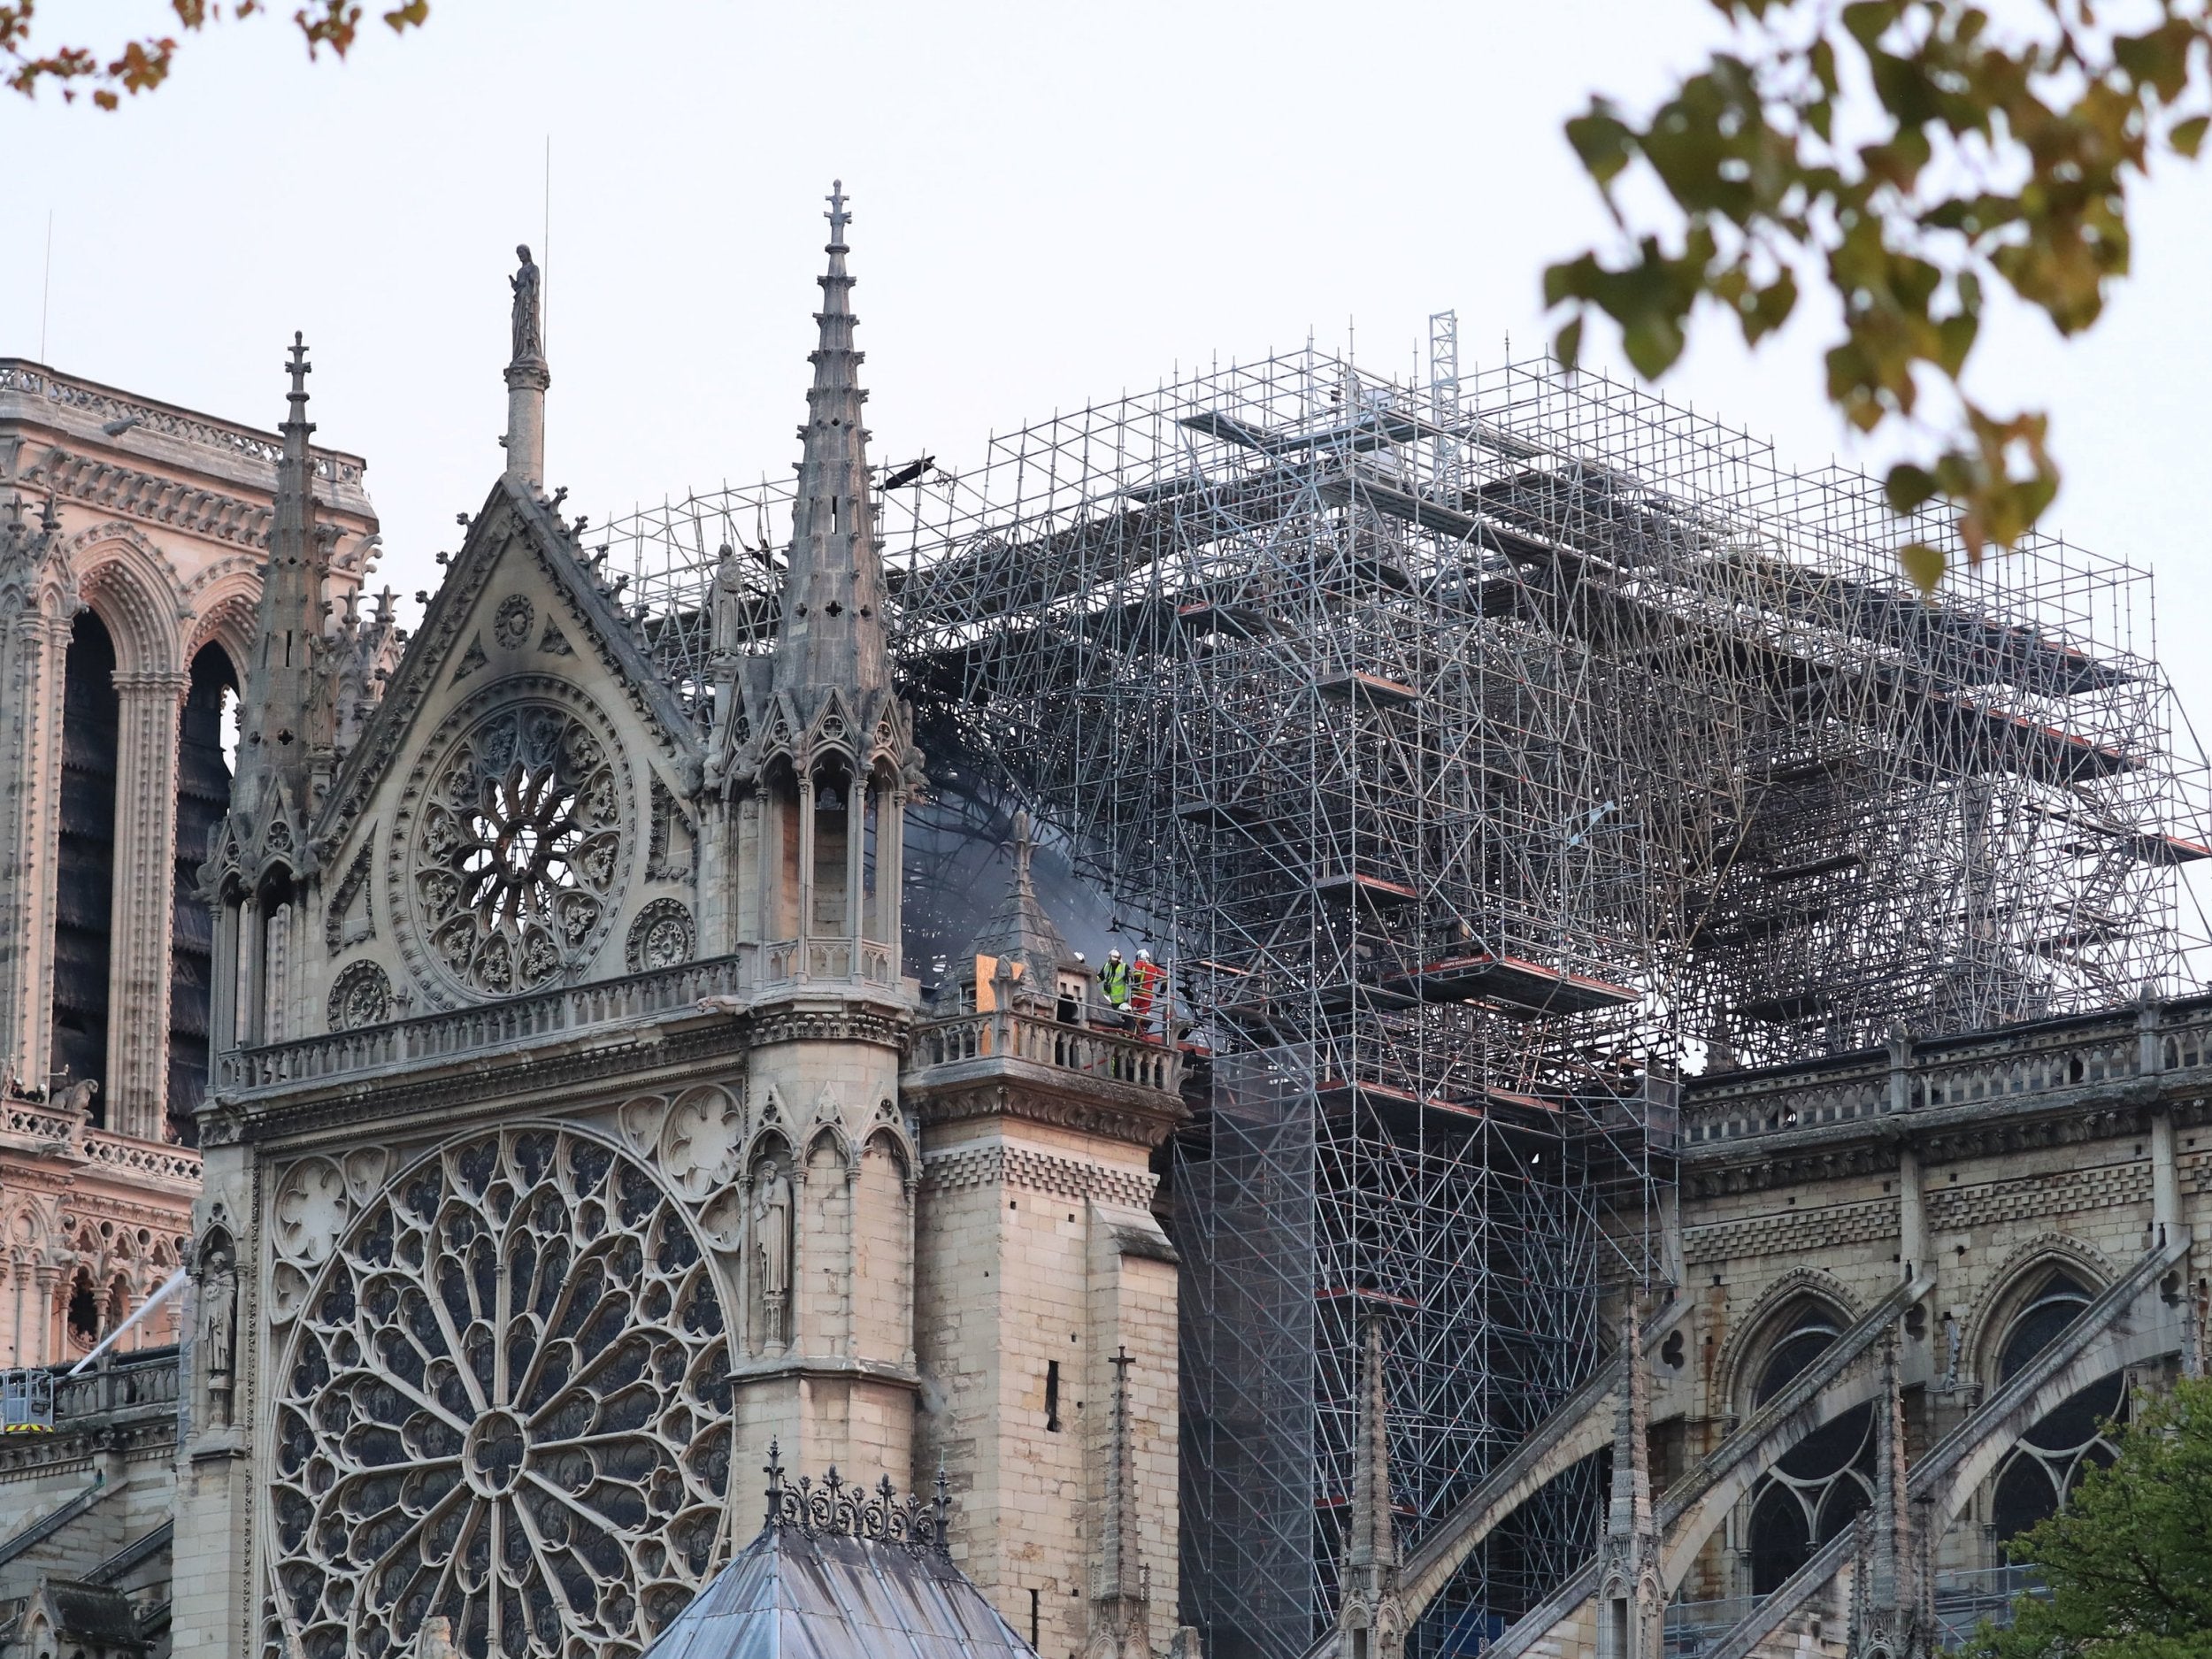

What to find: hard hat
left=1137, top=949, right=1152, bottom=961
left=1108, top=949, right=1123, bottom=961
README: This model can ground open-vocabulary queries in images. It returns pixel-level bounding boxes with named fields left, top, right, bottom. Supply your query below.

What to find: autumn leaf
left=1546, top=0, right=2212, bottom=590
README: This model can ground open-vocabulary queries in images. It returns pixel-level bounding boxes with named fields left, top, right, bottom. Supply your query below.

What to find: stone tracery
left=267, top=1128, right=732, bottom=1659
left=404, top=701, right=627, bottom=999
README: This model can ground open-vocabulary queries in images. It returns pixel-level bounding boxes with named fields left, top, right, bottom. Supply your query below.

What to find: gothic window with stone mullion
left=1989, top=1271, right=2128, bottom=1541
left=268, top=1129, right=732, bottom=1659
left=1742, top=1305, right=1876, bottom=1596
left=411, top=704, right=625, bottom=998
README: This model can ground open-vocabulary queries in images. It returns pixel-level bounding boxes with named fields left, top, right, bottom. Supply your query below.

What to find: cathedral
left=0, top=182, right=2206, bottom=1659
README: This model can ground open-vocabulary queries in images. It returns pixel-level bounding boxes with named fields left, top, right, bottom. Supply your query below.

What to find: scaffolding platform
left=1386, top=954, right=1639, bottom=1017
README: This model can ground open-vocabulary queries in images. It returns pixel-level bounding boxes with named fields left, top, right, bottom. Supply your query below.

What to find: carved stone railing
left=1, top=1100, right=81, bottom=1143
left=0, top=1102, right=201, bottom=1188
left=50, top=1349, right=180, bottom=1422
left=757, top=937, right=897, bottom=990
left=78, top=1129, right=201, bottom=1188
left=910, top=1009, right=1181, bottom=1094
left=0, top=360, right=365, bottom=486
left=217, top=953, right=758, bottom=1094
left=1682, top=994, right=2212, bottom=1148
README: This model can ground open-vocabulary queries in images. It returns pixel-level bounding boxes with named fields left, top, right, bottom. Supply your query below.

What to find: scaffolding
left=603, top=338, right=2208, bottom=1659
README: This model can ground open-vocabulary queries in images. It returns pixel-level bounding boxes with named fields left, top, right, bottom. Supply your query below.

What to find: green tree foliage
left=1, top=1, right=427, bottom=109
left=1548, top=2, right=2212, bottom=590
left=1965, top=1376, right=2212, bottom=1659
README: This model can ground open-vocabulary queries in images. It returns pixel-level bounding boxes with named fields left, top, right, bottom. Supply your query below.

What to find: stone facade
left=0, top=362, right=391, bottom=1383
left=1662, top=1002, right=2205, bottom=1602
left=162, top=207, right=1188, bottom=1659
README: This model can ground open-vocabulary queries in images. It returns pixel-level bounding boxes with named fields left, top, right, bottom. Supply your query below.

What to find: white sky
left=6, top=0, right=2211, bottom=730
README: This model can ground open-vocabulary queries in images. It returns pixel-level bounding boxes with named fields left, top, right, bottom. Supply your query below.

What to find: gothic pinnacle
left=771, top=180, right=890, bottom=702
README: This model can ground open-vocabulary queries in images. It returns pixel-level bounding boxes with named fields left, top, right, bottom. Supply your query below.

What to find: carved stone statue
left=754, top=1166, right=793, bottom=1344
left=417, top=1617, right=457, bottom=1659
left=200, top=1243, right=237, bottom=1380
left=711, top=543, right=747, bottom=660
left=510, top=245, right=543, bottom=364
left=50, top=1076, right=97, bottom=1117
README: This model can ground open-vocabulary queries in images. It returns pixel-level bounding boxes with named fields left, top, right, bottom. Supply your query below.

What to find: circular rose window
left=400, top=697, right=630, bottom=1001
left=267, top=1129, right=733, bottom=1659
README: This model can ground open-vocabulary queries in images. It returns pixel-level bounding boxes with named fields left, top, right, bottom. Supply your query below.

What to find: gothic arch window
left=63, top=1269, right=99, bottom=1354
left=268, top=1128, right=732, bottom=1659
left=1987, top=1269, right=2127, bottom=1541
left=169, top=643, right=238, bottom=1143
left=1740, top=1301, right=1875, bottom=1594
left=809, top=757, right=854, bottom=937
left=51, top=612, right=119, bottom=1115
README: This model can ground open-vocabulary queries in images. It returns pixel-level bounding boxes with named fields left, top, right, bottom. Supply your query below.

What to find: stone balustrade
left=1683, top=994, right=2212, bottom=1147
left=911, top=1008, right=1181, bottom=1094
left=0, top=361, right=365, bottom=486
left=216, top=953, right=758, bottom=1094
left=51, top=1349, right=180, bottom=1421
left=0, top=1100, right=201, bottom=1188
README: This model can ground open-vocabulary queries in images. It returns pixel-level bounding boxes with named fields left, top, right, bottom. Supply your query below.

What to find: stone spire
left=1847, top=1340, right=1935, bottom=1659
left=1333, top=1315, right=1403, bottom=1659
left=772, top=181, right=892, bottom=702
left=232, top=334, right=326, bottom=832
left=1596, top=1305, right=1662, bottom=1659
left=504, top=244, right=549, bottom=490
left=1087, top=1348, right=1149, bottom=1659
left=971, top=810, right=1080, bottom=992
left=1607, top=1305, right=1654, bottom=1542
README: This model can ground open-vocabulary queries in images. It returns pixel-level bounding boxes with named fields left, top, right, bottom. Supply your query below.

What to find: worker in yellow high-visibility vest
left=1099, top=949, right=1132, bottom=1025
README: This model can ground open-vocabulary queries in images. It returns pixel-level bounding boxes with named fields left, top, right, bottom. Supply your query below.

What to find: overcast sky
left=7, top=0, right=2212, bottom=731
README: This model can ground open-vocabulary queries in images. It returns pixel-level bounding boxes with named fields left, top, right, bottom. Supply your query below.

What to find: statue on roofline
left=511, top=245, right=543, bottom=364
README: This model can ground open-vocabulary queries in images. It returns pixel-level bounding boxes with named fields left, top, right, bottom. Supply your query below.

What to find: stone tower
left=702, top=182, right=927, bottom=1493
left=903, top=812, right=1187, bottom=1657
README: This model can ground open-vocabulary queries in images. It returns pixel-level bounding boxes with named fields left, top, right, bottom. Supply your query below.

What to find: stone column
left=0, top=606, right=73, bottom=1091
left=848, top=780, right=867, bottom=968
left=104, top=669, right=188, bottom=1139
left=881, top=789, right=904, bottom=974
left=795, top=776, right=815, bottom=957
left=2152, top=1107, right=2180, bottom=1244
left=1898, top=1141, right=1927, bottom=1283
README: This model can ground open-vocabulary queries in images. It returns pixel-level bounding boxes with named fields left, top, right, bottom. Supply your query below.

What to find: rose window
left=269, top=1130, right=732, bottom=1659
left=411, top=706, right=625, bottom=996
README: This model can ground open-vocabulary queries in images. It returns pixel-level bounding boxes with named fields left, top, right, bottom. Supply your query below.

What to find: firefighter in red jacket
left=1128, top=949, right=1163, bottom=1038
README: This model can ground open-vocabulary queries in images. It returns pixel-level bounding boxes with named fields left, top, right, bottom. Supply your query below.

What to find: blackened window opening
left=1045, top=1360, right=1062, bottom=1432
left=51, top=613, right=118, bottom=1123
left=168, top=646, right=235, bottom=1144
left=65, top=1272, right=98, bottom=1349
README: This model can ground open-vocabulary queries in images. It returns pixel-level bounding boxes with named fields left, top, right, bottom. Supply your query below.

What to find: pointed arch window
left=1741, top=1302, right=1875, bottom=1594
left=1990, top=1270, right=2127, bottom=1541
left=168, top=644, right=237, bottom=1144
left=51, top=612, right=119, bottom=1119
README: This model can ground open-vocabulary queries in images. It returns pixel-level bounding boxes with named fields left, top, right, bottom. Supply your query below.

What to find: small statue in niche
left=197, top=1228, right=239, bottom=1429
left=754, top=1164, right=793, bottom=1348
left=510, top=245, right=543, bottom=363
